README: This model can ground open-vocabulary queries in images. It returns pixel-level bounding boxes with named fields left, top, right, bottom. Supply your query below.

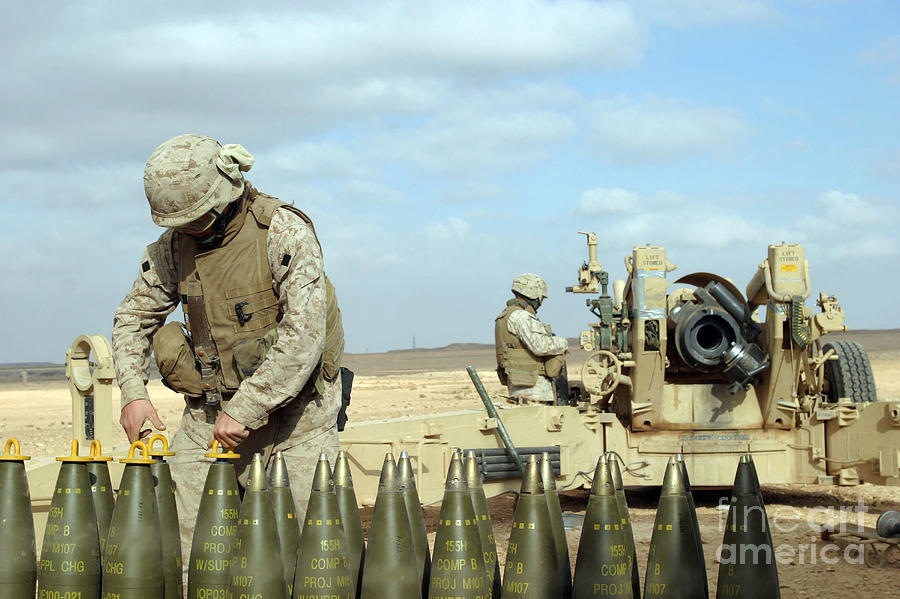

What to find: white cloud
left=803, top=190, right=887, bottom=229
left=858, top=35, right=900, bottom=84
left=0, top=1, right=644, bottom=165
left=388, top=109, right=576, bottom=174
left=424, top=217, right=471, bottom=241
left=577, top=188, right=642, bottom=216
left=572, top=188, right=896, bottom=259
left=760, top=97, right=808, bottom=120
left=858, top=35, right=900, bottom=67
left=337, top=180, right=406, bottom=205
left=630, top=0, right=780, bottom=26
left=264, top=141, right=374, bottom=180
left=870, top=151, right=900, bottom=179
left=820, top=236, right=897, bottom=260
left=323, top=221, right=406, bottom=270
left=438, top=181, right=511, bottom=204
left=588, top=96, right=750, bottom=164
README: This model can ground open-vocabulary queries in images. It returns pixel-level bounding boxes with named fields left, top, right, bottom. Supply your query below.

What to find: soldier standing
left=495, top=273, right=569, bottom=404
left=111, top=134, right=346, bottom=559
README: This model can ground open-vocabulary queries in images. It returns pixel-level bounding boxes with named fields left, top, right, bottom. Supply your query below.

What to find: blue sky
left=1, top=1, right=897, bottom=362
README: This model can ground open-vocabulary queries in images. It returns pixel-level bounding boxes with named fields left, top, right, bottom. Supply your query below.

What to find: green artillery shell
left=606, top=452, right=639, bottom=599
left=359, top=453, right=420, bottom=599
left=101, top=441, right=165, bottom=598
left=37, top=441, right=101, bottom=598
left=675, top=454, right=707, bottom=599
left=428, top=452, right=487, bottom=599
left=88, top=440, right=115, bottom=557
left=715, top=455, right=780, bottom=599
left=572, top=455, right=632, bottom=599
left=229, top=453, right=288, bottom=598
left=148, top=435, right=183, bottom=599
left=399, top=450, right=432, bottom=596
left=270, top=450, right=302, bottom=595
left=541, top=452, right=572, bottom=599
left=187, top=443, right=242, bottom=599
left=501, top=455, right=561, bottom=599
left=466, top=451, right=501, bottom=599
left=643, top=456, right=707, bottom=599
left=334, top=450, right=365, bottom=599
left=292, top=453, right=351, bottom=599
left=0, top=439, right=36, bottom=599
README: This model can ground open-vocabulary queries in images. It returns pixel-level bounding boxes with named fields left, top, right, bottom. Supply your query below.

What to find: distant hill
left=0, top=362, right=60, bottom=369
left=1, top=330, right=896, bottom=382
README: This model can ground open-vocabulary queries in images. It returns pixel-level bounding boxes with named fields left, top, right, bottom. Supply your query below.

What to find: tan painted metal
left=65, top=334, right=115, bottom=446
left=18, top=238, right=899, bottom=543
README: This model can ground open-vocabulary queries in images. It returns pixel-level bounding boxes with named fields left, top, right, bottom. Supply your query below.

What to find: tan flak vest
left=495, top=298, right=564, bottom=387
left=176, top=190, right=344, bottom=399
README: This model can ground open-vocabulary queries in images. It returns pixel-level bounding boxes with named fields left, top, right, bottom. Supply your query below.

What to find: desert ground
left=1, top=329, right=898, bottom=597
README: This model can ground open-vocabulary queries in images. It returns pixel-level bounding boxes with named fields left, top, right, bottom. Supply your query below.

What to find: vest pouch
left=321, top=276, right=345, bottom=383
left=232, top=328, right=279, bottom=380
left=543, top=354, right=566, bottom=378
left=504, top=348, right=541, bottom=387
left=153, top=321, right=203, bottom=398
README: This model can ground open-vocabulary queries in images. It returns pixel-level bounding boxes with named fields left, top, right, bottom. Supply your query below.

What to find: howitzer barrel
left=671, top=281, right=768, bottom=386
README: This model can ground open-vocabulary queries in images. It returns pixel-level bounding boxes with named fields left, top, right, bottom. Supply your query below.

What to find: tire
left=821, top=340, right=877, bottom=403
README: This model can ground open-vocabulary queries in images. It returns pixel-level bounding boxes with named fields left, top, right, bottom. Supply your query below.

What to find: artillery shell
left=606, top=452, right=639, bottom=599
left=428, top=452, right=487, bottom=599
left=360, top=453, right=420, bottom=599
left=0, top=439, right=37, bottom=599
left=87, top=440, right=115, bottom=558
left=572, top=455, right=632, bottom=599
left=293, top=453, right=351, bottom=599
left=101, top=441, right=165, bottom=598
left=642, top=456, right=707, bottom=599
left=228, top=453, right=288, bottom=598
left=400, top=450, right=432, bottom=595
left=37, top=441, right=101, bottom=599
left=541, top=451, right=572, bottom=599
left=715, top=454, right=780, bottom=599
left=334, top=450, right=365, bottom=599
left=270, top=450, right=302, bottom=595
left=148, top=435, right=183, bottom=599
left=466, top=451, right=501, bottom=599
left=501, top=454, right=561, bottom=599
left=675, top=454, right=707, bottom=599
left=187, top=444, right=242, bottom=598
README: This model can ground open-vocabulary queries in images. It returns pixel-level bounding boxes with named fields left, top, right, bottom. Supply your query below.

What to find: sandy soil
left=1, top=329, right=897, bottom=596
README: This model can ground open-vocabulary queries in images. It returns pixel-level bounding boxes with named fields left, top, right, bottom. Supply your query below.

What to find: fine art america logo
left=716, top=496, right=872, bottom=566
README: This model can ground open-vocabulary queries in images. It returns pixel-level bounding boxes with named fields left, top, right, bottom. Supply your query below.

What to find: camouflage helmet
left=143, top=134, right=254, bottom=228
left=511, top=272, right=548, bottom=300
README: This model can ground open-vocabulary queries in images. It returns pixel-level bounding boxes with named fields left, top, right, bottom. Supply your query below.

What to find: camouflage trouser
left=507, top=375, right=557, bottom=403
left=169, top=412, right=341, bottom=584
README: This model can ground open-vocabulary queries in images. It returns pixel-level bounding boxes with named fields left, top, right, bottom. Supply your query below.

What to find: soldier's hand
left=120, top=399, right=166, bottom=443
left=211, top=412, right=250, bottom=450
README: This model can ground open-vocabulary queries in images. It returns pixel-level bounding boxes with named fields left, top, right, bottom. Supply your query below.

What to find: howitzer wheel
left=581, top=350, right=622, bottom=398
left=822, top=341, right=877, bottom=403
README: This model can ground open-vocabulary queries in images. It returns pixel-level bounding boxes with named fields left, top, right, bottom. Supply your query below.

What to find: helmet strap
left=195, top=198, right=241, bottom=248
left=512, top=292, right=541, bottom=311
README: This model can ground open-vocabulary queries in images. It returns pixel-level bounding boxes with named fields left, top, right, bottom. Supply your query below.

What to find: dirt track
left=0, top=329, right=897, bottom=596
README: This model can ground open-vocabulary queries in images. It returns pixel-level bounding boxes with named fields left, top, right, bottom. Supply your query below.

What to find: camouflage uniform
left=112, top=192, right=341, bottom=565
left=503, top=307, right=568, bottom=402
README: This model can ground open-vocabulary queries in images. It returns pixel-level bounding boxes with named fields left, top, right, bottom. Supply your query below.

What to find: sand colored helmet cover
left=512, top=272, right=548, bottom=300
left=144, top=134, right=254, bottom=228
